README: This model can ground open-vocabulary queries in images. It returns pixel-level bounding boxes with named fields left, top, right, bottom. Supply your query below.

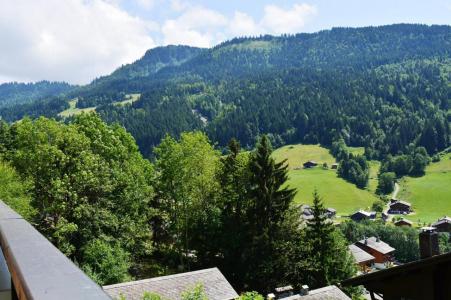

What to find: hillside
left=0, top=81, right=73, bottom=108
left=398, top=152, right=451, bottom=224
left=272, top=144, right=379, bottom=216
left=0, top=24, right=449, bottom=159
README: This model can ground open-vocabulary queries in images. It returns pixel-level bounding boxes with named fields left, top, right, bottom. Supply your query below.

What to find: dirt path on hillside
left=392, top=182, right=400, bottom=200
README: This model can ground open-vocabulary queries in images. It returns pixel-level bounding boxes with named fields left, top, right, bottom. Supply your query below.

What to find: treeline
left=0, top=96, right=69, bottom=122
left=97, top=58, right=450, bottom=160
left=0, top=81, right=72, bottom=108
left=0, top=115, right=357, bottom=295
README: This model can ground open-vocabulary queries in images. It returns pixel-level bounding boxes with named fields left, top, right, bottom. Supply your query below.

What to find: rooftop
left=283, top=285, right=350, bottom=300
left=356, top=237, right=395, bottom=254
left=352, top=210, right=376, bottom=217
left=349, top=244, right=375, bottom=263
left=432, top=216, right=451, bottom=227
left=394, top=218, right=413, bottom=225
left=103, top=268, right=238, bottom=300
left=389, top=200, right=411, bottom=207
left=342, top=251, right=451, bottom=287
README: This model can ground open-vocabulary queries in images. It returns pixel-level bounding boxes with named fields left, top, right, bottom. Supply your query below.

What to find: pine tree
left=248, top=135, right=296, bottom=233
left=243, top=135, right=297, bottom=291
left=306, top=190, right=356, bottom=288
left=217, top=138, right=250, bottom=287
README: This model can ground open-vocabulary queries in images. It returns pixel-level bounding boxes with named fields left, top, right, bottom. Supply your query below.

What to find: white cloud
left=162, top=5, right=228, bottom=47
left=0, top=1, right=318, bottom=83
left=229, top=11, right=262, bottom=37
left=261, top=3, right=317, bottom=35
left=0, top=0, right=156, bottom=84
left=161, top=2, right=317, bottom=47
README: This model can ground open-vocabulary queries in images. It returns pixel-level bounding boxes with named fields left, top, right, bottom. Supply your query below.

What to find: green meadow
left=272, top=144, right=379, bottom=216
left=58, top=98, right=96, bottom=118
left=398, top=153, right=451, bottom=224
left=59, top=94, right=140, bottom=118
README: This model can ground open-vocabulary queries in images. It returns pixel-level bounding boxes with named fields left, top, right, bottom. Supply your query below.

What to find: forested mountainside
left=0, top=81, right=74, bottom=121
left=0, top=24, right=450, bottom=157
left=0, top=81, right=73, bottom=108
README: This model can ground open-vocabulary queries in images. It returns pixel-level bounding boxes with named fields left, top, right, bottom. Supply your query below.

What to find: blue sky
left=0, top=0, right=450, bottom=84
left=122, top=0, right=451, bottom=35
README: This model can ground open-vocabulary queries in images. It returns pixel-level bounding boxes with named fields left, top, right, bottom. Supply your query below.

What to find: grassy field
left=113, top=93, right=141, bottom=106
left=273, top=144, right=379, bottom=216
left=273, top=144, right=336, bottom=169
left=348, top=146, right=365, bottom=156
left=59, top=94, right=141, bottom=117
left=398, top=152, right=451, bottom=224
left=368, top=160, right=381, bottom=193
left=58, top=99, right=96, bottom=117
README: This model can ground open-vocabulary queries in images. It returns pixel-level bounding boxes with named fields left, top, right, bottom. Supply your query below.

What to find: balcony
left=0, top=201, right=111, bottom=300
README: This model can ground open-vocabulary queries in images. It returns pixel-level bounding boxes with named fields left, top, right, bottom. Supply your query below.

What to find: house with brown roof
left=349, top=244, right=375, bottom=273
left=303, top=161, right=318, bottom=168
left=355, top=237, right=395, bottom=269
left=432, top=216, right=451, bottom=232
left=388, top=200, right=412, bottom=214
left=394, top=218, right=413, bottom=227
left=350, top=210, right=376, bottom=222
left=103, top=268, right=238, bottom=300
left=342, top=227, right=449, bottom=300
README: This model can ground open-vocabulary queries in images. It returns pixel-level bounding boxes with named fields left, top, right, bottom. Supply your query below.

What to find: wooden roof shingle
left=349, top=244, right=375, bottom=264
left=103, top=268, right=238, bottom=300
left=356, top=237, right=395, bottom=254
left=283, top=285, right=350, bottom=299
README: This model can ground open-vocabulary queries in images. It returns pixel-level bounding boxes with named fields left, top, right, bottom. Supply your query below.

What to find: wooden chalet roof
left=394, top=218, right=413, bottom=226
left=389, top=200, right=411, bottom=208
left=432, top=216, right=451, bottom=227
left=283, top=285, right=350, bottom=300
left=352, top=210, right=376, bottom=218
left=342, top=252, right=451, bottom=287
left=356, top=237, right=395, bottom=254
left=349, top=244, right=375, bottom=263
left=103, top=268, right=238, bottom=300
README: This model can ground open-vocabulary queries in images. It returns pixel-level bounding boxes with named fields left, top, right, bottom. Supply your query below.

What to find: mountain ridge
left=0, top=24, right=449, bottom=158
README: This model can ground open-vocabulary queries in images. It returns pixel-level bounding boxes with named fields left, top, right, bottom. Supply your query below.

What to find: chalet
left=326, top=207, right=337, bottom=218
left=432, top=216, right=451, bottom=232
left=355, top=237, right=395, bottom=269
left=103, top=268, right=238, bottom=300
left=299, top=204, right=336, bottom=221
left=394, top=218, right=413, bottom=227
left=349, top=244, right=375, bottom=273
left=268, top=285, right=350, bottom=300
left=331, top=163, right=339, bottom=169
left=300, top=204, right=313, bottom=216
left=342, top=227, right=450, bottom=300
left=303, top=161, right=318, bottom=168
left=388, top=200, right=412, bottom=214
left=350, top=210, right=376, bottom=222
